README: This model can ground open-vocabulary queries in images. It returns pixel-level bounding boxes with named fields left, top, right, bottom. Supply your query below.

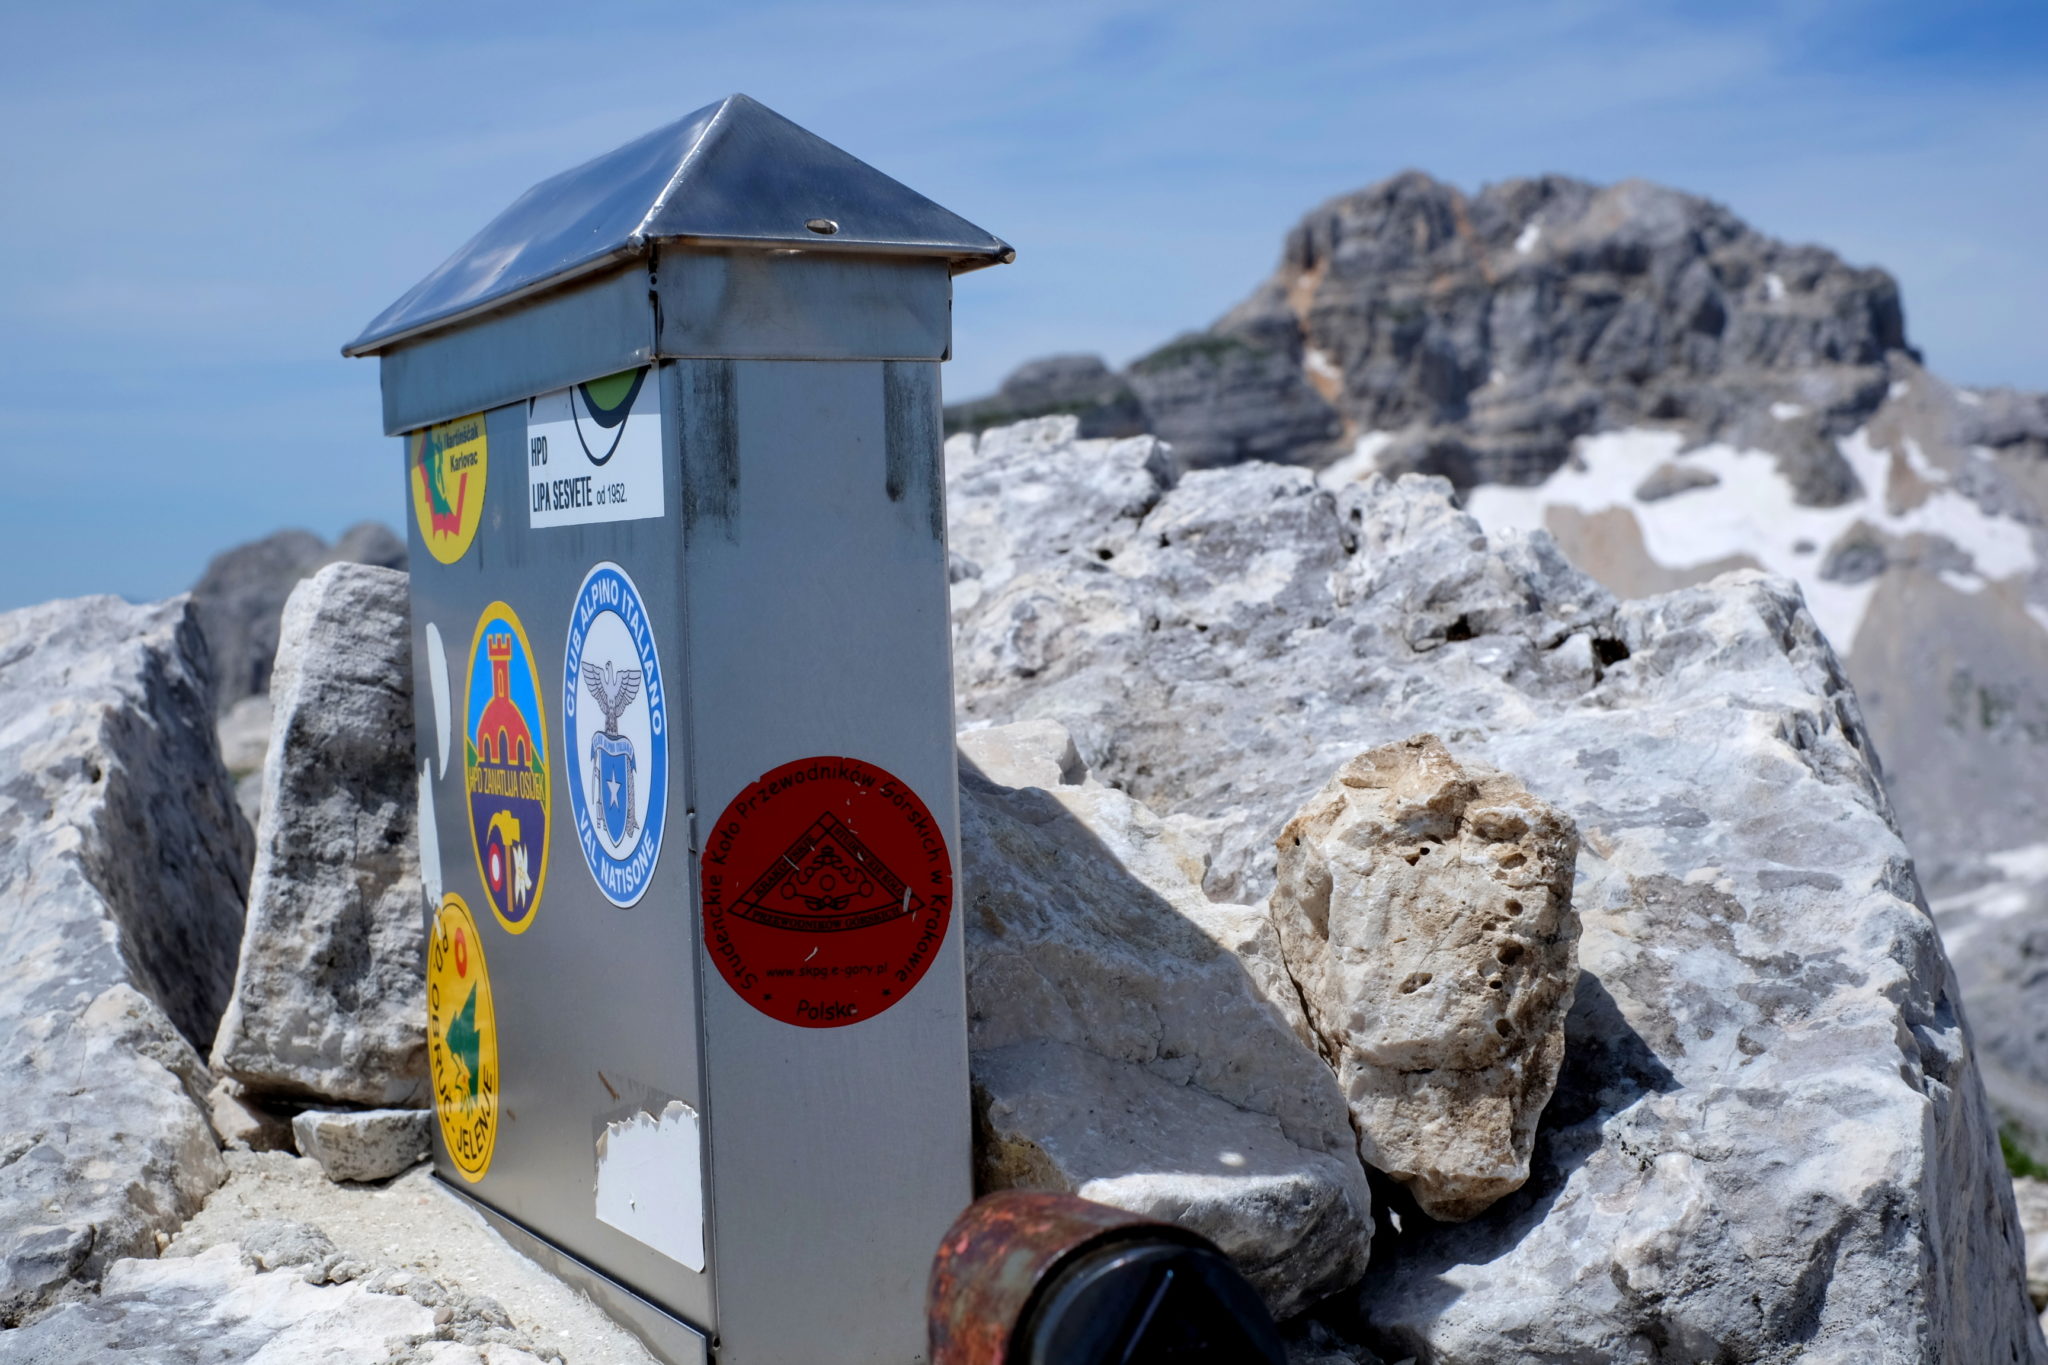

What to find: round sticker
left=701, top=757, right=954, bottom=1028
left=563, top=563, right=668, bottom=907
left=409, top=413, right=488, bottom=565
left=427, top=894, right=498, bottom=1182
left=571, top=370, right=647, bottom=465
left=464, top=602, right=551, bottom=934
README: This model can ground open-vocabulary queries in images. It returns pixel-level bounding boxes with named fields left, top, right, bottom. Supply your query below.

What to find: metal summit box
left=343, top=94, right=1011, bottom=1365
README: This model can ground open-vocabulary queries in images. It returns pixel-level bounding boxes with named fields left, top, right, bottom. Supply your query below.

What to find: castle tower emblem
left=464, top=605, right=550, bottom=933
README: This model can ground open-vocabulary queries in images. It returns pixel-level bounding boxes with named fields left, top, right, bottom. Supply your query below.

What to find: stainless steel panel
left=406, top=384, right=715, bottom=1332
left=346, top=94, right=1007, bottom=356
left=655, top=250, right=951, bottom=361
left=441, top=1178, right=710, bottom=1365
left=680, top=358, right=970, bottom=1365
left=378, top=266, right=655, bottom=435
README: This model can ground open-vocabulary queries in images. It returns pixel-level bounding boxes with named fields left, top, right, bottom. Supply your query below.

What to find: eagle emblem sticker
left=563, top=563, right=668, bottom=907
left=701, top=757, right=953, bottom=1028
left=409, top=413, right=488, bottom=564
left=464, top=603, right=550, bottom=934
left=427, top=893, right=498, bottom=1182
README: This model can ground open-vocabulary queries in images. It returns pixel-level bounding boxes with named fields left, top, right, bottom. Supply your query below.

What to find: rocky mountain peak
left=955, top=170, right=1920, bottom=500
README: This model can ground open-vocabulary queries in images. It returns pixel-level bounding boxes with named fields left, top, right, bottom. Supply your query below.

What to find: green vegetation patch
left=943, top=389, right=1141, bottom=437
left=1128, top=332, right=1266, bottom=376
left=2001, top=1124, right=2048, bottom=1182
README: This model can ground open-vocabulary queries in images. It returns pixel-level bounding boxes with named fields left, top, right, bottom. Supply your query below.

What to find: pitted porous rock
left=1272, top=735, right=1579, bottom=1221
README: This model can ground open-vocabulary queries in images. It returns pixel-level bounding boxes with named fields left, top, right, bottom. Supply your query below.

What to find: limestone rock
left=1932, top=859, right=2048, bottom=1162
left=0, top=594, right=248, bottom=1324
left=207, top=1078, right=296, bottom=1154
left=291, top=1109, right=432, bottom=1184
left=157, top=1150, right=656, bottom=1362
left=191, top=522, right=406, bottom=714
left=217, top=693, right=274, bottom=826
left=212, top=563, right=425, bottom=1108
left=1124, top=329, right=1347, bottom=469
left=3, top=1244, right=438, bottom=1363
left=945, top=417, right=1180, bottom=619
left=217, top=694, right=274, bottom=776
left=950, top=172, right=1911, bottom=498
left=948, top=426, right=2043, bottom=1360
left=957, top=719, right=1087, bottom=791
left=1272, top=735, right=1580, bottom=1221
left=1284, top=1321, right=1390, bottom=1365
left=944, top=353, right=1148, bottom=441
left=960, top=721, right=1373, bottom=1319
left=2016, top=1177, right=2048, bottom=1311
left=1632, top=461, right=1720, bottom=502
left=975, top=1040, right=1372, bottom=1321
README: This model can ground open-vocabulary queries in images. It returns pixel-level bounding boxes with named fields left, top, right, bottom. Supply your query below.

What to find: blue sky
left=1, top=0, right=2043, bottom=610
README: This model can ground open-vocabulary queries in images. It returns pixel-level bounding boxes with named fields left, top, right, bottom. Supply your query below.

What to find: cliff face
left=954, top=171, right=1932, bottom=491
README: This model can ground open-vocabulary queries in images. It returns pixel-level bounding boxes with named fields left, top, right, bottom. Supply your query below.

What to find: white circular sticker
left=562, top=563, right=669, bottom=907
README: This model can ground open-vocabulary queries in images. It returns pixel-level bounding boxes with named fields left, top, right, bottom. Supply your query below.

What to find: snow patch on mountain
left=1458, top=426, right=2038, bottom=653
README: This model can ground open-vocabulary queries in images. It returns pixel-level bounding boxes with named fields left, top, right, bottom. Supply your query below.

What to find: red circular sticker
left=701, top=756, right=954, bottom=1028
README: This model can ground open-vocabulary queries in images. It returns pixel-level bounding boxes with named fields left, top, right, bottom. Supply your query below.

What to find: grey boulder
left=947, top=421, right=2041, bottom=1360
left=0, top=595, right=249, bottom=1324
left=190, top=522, right=405, bottom=714
left=2017, top=1176, right=2048, bottom=1311
left=290, top=1109, right=432, bottom=1184
left=959, top=722, right=1374, bottom=1320
left=211, top=563, right=425, bottom=1109
left=206, top=1078, right=295, bottom=1155
left=0, top=1244, right=440, bottom=1364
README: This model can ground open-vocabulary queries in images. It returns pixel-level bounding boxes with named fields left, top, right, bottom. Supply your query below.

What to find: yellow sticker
left=410, top=414, right=488, bottom=565
left=427, top=893, right=499, bottom=1182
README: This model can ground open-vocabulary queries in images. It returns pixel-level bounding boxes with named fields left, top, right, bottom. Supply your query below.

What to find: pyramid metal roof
left=343, top=94, right=1012, bottom=356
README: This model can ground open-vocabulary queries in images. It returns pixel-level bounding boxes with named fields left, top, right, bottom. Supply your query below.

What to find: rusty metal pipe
left=928, top=1192, right=1286, bottom=1365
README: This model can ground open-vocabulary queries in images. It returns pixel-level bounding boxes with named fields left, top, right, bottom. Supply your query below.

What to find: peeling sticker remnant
left=594, top=1101, right=706, bottom=1272
left=426, top=620, right=452, bottom=779
left=417, top=761, right=442, bottom=911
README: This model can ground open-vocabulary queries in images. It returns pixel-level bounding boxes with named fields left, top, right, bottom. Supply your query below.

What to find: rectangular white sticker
left=527, top=368, right=665, bottom=527
left=593, top=1100, right=705, bottom=1272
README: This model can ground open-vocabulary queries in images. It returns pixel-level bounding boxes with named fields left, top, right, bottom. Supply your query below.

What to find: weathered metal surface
left=683, top=355, right=969, bottom=1365
left=441, top=1176, right=710, bottom=1365
left=363, top=98, right=1005, bottom=1365
left=376, top=263, right=655, bottom=436
left=404, top=398, right=715, bottom=1331
left=929, top=1193, right=1165, bottom=1365
left=654, top=249, right=952, bottom=362
left=344, top=93, right=1009, bottom=356
left=928, top=1192, right=1288, bottom=1365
